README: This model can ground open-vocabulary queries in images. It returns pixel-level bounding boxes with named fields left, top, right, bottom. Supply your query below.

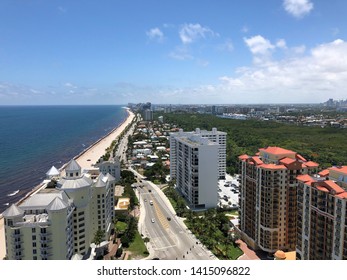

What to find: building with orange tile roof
left=239, top=146, right=319, bottom=254
left=296, top=165, right=347, bottom=260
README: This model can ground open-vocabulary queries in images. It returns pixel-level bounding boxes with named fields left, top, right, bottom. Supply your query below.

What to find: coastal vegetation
left=160, top=113, right=347, bottom=174
left=114, top=215, right=149, bottom=259
left=143, top=162, right=168, bottom=184
left=185, top=209, right=243, bottom=260
left=118, top=170, right=138, bottom=209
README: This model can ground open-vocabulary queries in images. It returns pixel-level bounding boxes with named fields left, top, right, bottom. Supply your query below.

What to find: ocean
left=0, top=105, right=128, bottom=212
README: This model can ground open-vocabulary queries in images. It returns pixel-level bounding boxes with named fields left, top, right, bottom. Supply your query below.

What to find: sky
left=0, top=0, right=346, bottom=105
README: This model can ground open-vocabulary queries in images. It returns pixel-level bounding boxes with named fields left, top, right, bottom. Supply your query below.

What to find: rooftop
left=329, top=166, right=347, bottom=175
left=259, top=146, right=296, bottom=156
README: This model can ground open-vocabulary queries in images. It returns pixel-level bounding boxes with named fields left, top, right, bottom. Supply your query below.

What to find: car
left=167, top=217, right=171, bottom=221
left=87, top=159, right=91, bottom=161
left=149, top=189, right=152, bottom=192
left=144, top=199, right=147, bottom=202
left=151, top=218, right=155, bottom=223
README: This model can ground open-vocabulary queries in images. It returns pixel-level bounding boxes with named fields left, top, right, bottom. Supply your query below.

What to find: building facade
left=143, top=109, right=153, bottom=121
left=238, top=147, right=319, bottom=254
left=170, top=128, right=227, bottom=180
left=296, top=166, right=347, bottom=260
left=2, top=159, right=115, bottom=260
left=170, top=134, right=219, bottom=209
left=98, top=158, right=121, bottom=182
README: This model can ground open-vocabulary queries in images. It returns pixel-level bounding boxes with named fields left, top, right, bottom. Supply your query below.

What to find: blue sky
left=0, top=0, right=346, bottom=105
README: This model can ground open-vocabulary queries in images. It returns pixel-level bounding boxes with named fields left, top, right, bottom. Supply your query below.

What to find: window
left=33, top=249, right=37, bottom=254
left=32, top=228, right=36, bottom=233
left=32, top=242, right=36, bottom=247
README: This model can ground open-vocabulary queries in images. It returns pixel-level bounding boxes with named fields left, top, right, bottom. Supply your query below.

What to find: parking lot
left=218, top=174, right=240, bottom=208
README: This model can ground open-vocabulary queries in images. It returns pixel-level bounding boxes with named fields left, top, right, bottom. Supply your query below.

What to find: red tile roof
left=238, top=154, right=249, bottom=160
left=329, top=166, right=347, bottom=175
left=324, top=180, right=345, bottom=194
left=259, top=146, right=295, bottom=155
left=280, top=157, right=296, bottom=165
left=252, top=156, right=264, bottom=165
left=318, top=169, right=329, bottom=177
left=297, top=174, right=315, bottom=183
left=316, top=186, right=329, bottom=193
left=305, top=161, right=319, bottom=168
left=260, top=164, right=287, bottom=170
left=296, top=154, right=307, bottom=161
left=336, top=193, right=347, bottom=199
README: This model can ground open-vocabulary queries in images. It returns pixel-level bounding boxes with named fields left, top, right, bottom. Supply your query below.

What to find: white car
left=151, top=218, right=155, bottom=223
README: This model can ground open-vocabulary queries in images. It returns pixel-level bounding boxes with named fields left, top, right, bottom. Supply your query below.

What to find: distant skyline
left=0, top=0, right=346, bottom=105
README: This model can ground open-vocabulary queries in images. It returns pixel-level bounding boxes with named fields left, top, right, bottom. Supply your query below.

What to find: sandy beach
left=74, top=108, right=135, bottom=170
left=0, top=108, right=135, bottom=260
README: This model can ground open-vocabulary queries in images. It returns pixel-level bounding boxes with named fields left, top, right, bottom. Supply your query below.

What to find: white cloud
left=276, top=39, right=287, bottom=49
left=146, top=27, right=164, bottom=42
left=292, top=45, right=306, bottom=54
left=179, top=23, right=217, bottom=44
left=216, top=39, right=347, bottom=103
left=244, top=35, right=275, bottom=56
left=283, top=0, right=314, bottom=18
left=64, top=82, right=75, bottom=88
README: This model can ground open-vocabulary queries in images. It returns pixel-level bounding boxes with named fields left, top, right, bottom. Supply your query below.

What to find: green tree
left=93, top=229, right=105, bottom=247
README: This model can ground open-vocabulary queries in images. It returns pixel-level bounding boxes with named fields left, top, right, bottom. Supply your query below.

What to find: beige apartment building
left=296, top=166, right=347, bottom=259
left=238, top=146, right=319, bottom=254
left=2, top=159, right=115, bottom=260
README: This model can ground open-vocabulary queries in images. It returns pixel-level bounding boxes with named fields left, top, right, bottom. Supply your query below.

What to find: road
left=138, top=181, right=215, bottom=260
left=114, top=121, right=135, bottom=163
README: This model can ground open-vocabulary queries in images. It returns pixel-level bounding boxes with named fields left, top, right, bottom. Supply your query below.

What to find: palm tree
left=93, top=229, right=105, bottom=247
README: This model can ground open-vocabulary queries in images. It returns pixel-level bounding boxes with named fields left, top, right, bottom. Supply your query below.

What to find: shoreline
left=0, top=107, right=135, bottom=259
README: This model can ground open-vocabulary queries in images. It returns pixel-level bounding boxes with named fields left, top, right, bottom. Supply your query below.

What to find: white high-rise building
left=2, top=159, right=115, bottom=260
left=170, top=134, right=219, bottom=209
left=170, top=128, right=227, bottom=179
left=143, top=109, right=153, bottom=121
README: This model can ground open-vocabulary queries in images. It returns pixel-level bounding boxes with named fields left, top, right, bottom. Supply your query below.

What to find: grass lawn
left=126, top=231, right=149, bottom=259
left=225, top=210, right=239, bottom=216
left=115, top=221, right=127, bottom=232
left=214, top=244, right=243, bottom=260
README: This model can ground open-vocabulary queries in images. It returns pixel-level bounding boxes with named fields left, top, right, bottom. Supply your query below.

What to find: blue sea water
left=0, top=105, right=127, bottom=212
